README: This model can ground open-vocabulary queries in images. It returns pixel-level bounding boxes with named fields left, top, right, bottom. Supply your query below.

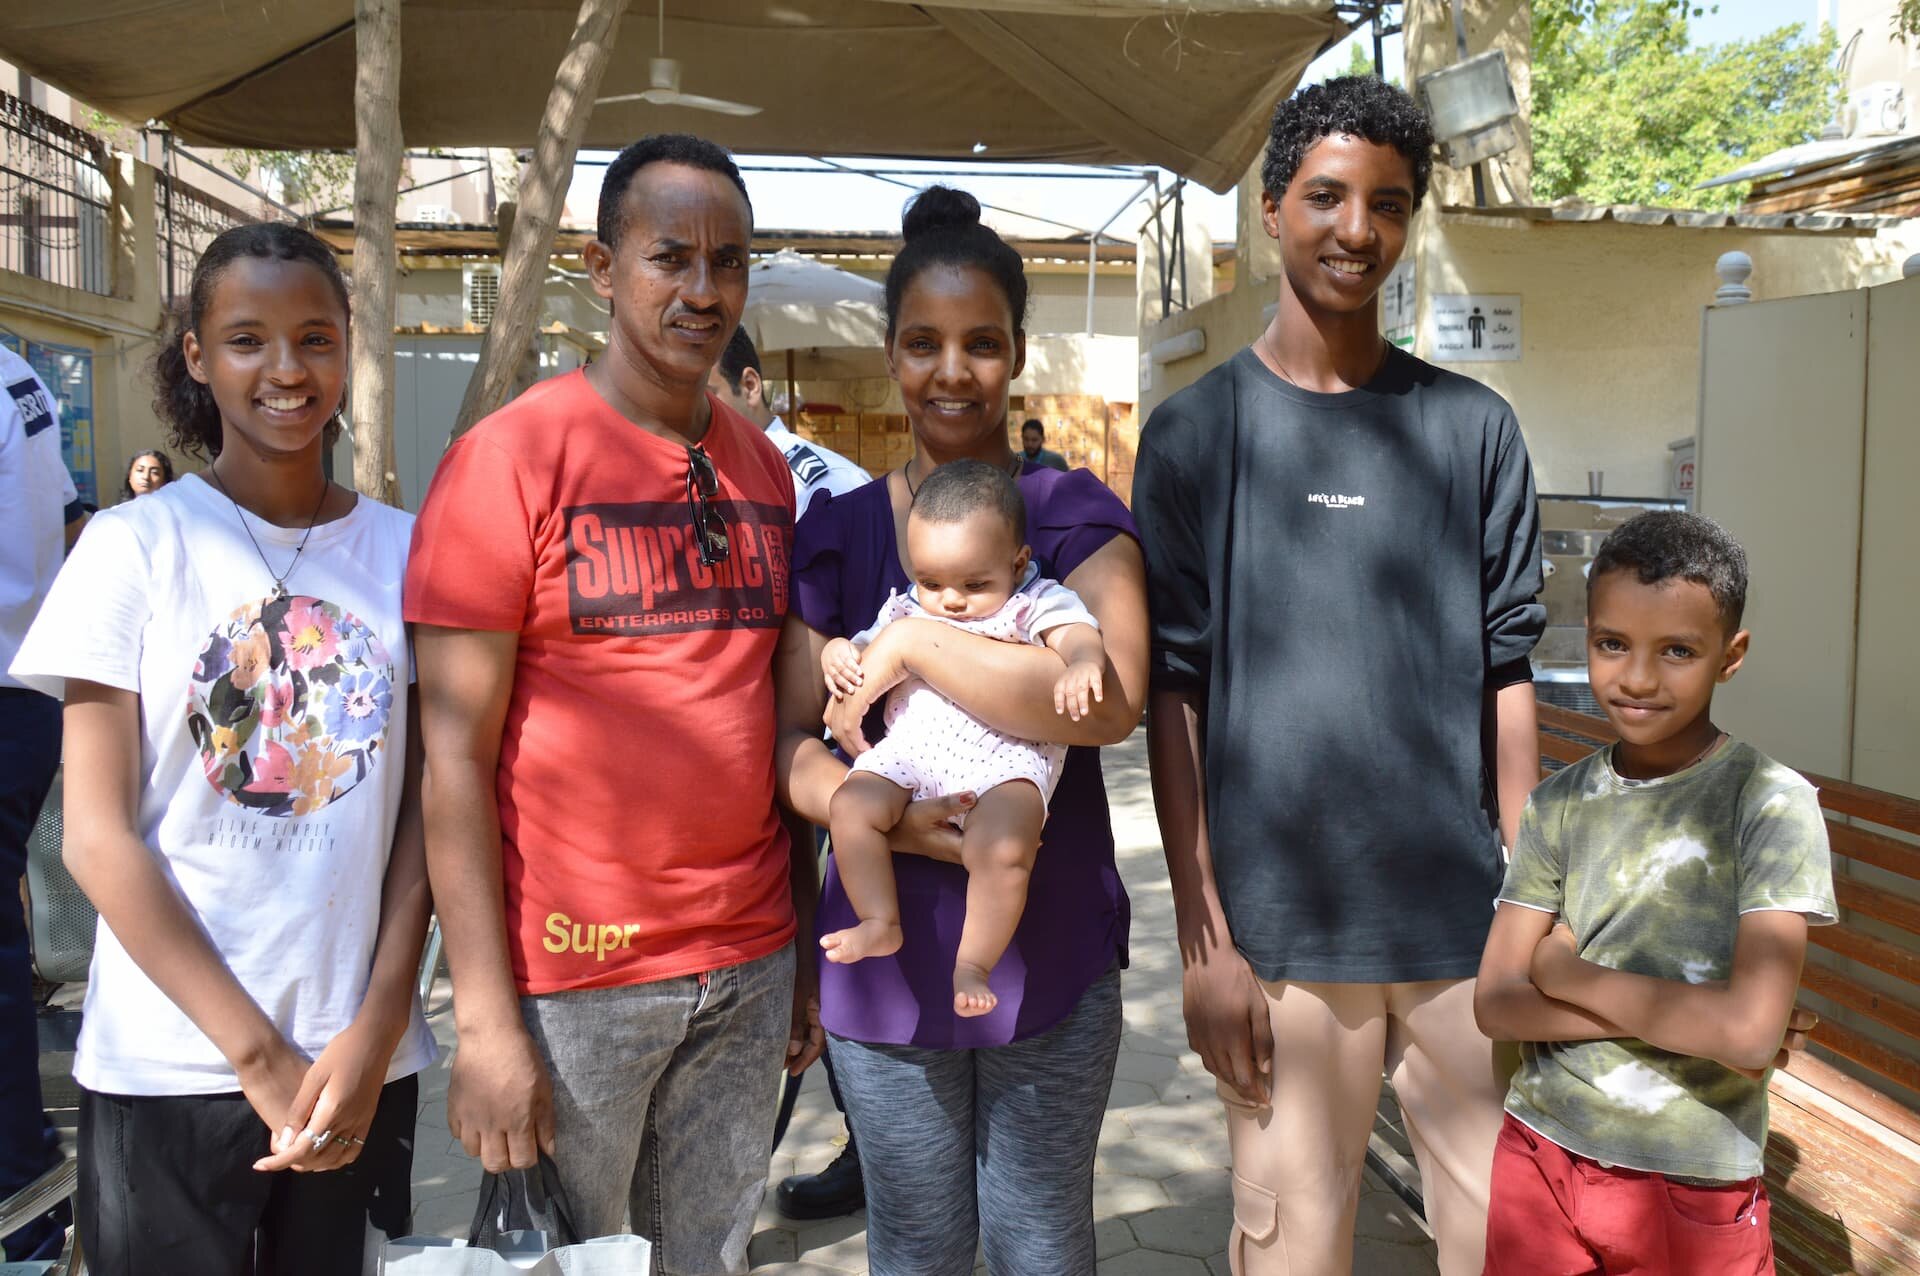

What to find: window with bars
left=464, top=263, right=500, bottom=327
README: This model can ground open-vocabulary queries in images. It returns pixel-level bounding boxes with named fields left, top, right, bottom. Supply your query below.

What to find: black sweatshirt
left=1133, top=345, right=1544, bottom=982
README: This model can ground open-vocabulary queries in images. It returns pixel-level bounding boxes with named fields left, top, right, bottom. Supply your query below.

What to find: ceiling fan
left=595, top=0, right=761, bottom=116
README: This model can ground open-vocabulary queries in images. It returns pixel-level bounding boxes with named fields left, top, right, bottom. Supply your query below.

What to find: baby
left=820, top=459, right=1106, bottom=1017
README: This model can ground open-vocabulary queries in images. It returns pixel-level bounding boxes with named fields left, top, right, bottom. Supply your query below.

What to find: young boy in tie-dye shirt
left=1474, top=512, right=1835, bottom=1274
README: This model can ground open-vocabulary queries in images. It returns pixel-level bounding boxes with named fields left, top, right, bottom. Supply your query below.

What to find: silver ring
left=348, top=1136, right=366, bottom=1147
left=311, top=1130, right=334, bottom=1151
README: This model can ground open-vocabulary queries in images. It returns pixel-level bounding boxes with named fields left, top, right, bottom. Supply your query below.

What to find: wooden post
left=452, top=0, right=625, bottom=438
left=350, top=0, right=404, bottom=506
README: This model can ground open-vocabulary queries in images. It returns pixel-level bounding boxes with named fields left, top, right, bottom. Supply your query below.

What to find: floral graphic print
left=187, top=594, right=393, bottom=817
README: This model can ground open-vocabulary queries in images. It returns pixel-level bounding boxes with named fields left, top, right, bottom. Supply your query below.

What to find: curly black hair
left=1590, top=511, right=1749, bottom=632
left=1261, top=75, right=1435, bottom=208
left=597, top=133, right=751, bottom=250
left=150, top=223, right=350, bottom=461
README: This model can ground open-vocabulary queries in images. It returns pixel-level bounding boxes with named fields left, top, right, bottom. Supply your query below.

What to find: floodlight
left=1416, top=49, right=1521, bottom=168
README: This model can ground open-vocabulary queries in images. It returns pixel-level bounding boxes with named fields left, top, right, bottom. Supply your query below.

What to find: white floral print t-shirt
left=11, top=473, right=436, bottom=1094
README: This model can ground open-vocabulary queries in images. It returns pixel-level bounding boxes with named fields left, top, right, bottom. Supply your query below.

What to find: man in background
left=712, top=328, right=870, bottom=516
left=1019, top=418, right=1069, bottom=472
left=0, top=344, right=85, bottom=1262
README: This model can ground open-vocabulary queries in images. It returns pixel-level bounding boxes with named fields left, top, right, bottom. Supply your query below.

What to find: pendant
left=270, top=581, right=288, bottom=603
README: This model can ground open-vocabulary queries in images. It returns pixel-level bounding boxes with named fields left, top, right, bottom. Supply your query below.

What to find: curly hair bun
left=902, top=185, right=983, bottom=242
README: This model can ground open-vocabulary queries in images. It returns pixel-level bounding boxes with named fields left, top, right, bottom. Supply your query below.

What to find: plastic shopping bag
left=380, top=1155, right=651, bottom=1274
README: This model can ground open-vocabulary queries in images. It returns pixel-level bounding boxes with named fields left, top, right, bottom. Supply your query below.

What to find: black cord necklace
left=902, top=449, right=1024, bottom=498
left=205, top=467, right=332, bottom=602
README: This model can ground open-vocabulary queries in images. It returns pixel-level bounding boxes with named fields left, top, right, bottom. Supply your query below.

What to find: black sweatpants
left=76, top=1073, right=417, bottom=1275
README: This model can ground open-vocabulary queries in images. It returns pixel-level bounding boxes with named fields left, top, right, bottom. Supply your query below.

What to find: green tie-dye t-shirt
left=1498, top=738, right=1836, bottom=1183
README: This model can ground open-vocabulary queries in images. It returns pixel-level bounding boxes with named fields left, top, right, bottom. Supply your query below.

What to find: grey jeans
left=827, top=965, right=1123, bottom=1276
left=520, top=942, right=793, bottom=1275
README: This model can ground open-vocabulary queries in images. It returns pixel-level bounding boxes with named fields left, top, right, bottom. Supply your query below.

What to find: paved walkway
left=404, top=727, right=1439, bottom=1273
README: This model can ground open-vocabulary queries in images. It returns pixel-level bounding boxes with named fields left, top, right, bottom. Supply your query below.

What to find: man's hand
left=1182, top=933, right=1274, bottom=1106
left=1053, top=659, right=1106, bottom=722
left=789, top=960, right=824, bottom=1077
left=447, top=1026, right=556, bottom=1173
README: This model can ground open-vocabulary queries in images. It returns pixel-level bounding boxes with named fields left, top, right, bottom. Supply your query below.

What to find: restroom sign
left=1431, top=294, right=1520, bottom=362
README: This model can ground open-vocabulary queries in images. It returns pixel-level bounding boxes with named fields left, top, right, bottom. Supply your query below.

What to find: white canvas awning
left=1, top=1, right=1346, bottom=192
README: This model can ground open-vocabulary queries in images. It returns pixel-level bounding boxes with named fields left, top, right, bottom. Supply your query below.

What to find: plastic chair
left=26, top=769, right=96, bottom=987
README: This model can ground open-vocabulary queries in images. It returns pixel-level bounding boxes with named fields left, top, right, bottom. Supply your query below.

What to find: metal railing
left=0, top=90, right=111, bottom=295
left=156, top=164, right=252, bottom=307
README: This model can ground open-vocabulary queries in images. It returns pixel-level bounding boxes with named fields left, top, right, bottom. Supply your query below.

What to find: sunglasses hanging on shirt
left=684, top=445, right=731, bottom=566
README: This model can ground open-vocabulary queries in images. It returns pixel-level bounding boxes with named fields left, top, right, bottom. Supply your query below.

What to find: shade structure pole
left=453, top=0, right=626, bottom=438
left=786, top=348, right=797, bottom=420
left=351, top=0, right=404, bottom=505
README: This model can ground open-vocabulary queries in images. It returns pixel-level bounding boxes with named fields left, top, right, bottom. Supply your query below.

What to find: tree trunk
left=452, top=0, right=625, bottom=438
left=350, top=0, right=404, bottom=505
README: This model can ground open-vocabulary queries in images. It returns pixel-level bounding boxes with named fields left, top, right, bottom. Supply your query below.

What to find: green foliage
left=1533, top=0, right=1837, bottom=211
left=1345, top=42, right=1376, bottom=79
left=1897, top=0, right=1919, bottom=41
left=234, top=150, right=356, bottom=211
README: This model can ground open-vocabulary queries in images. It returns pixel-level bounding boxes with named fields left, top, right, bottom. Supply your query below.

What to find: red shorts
left=1484, top=1114, right=1774, bottom=1276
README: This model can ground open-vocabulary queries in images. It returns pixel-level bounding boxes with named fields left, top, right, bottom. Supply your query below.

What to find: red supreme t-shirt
left=405, top=370, right=796, bottom=994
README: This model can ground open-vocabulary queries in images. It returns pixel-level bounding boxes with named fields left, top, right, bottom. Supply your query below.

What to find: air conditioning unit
left=1849, top=82, right=1908, bottom=137
left=416, top=204, right=450, bottom=224
left=463, top=264, right=501, bottom=328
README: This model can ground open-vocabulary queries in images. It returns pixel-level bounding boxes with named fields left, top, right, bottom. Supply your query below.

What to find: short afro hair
left=597, top=133, right=751, bottom=250
left=1589, top=512, right=1749, bottom=631
left=910, top=458, right=1026, bottom=545
left=1262, top=75, right=1434, bottom=209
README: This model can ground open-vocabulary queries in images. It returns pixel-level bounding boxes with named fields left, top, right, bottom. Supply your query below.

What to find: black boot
left=774, top=1137, right=865, bottom=1220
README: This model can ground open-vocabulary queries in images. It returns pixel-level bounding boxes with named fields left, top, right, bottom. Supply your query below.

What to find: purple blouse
left=793, top=464, right=1135, bottom=1048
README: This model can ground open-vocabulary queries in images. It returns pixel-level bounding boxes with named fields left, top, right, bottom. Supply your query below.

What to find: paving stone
left=1098, top=1247, right=1210, bottom=1275
left=1094, top=1215, right=1138, bottom=1259
left=1097, top=1135, right=1208, bottom=1180
left=1106, top=1078, right=1159, bottom=1109
left=1113, top=1050, right=1181, bottom=1084
left=1127, top=1204, right=1234, bottom=1258
left=1162, top=1167, right=1233, bottom=1210
left=1355, top=1191, right=1433, bottom=1245
left=1354, top=1235, right=1442, bottom=1274
left=1124, top=1103, right=1227, bottom=1144
left=794, top=1213, right=869, bottom=1256
left=1156, top=1071, right=1220, bottom=1105
left=1093, top=1171, right=1170, bottom=1216
left=1122, top=1030, right=1189, bottom=1058
left=747, top=1227, right=798, bottom=1267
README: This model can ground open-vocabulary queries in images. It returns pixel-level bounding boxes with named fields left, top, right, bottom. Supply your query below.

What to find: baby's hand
left=1053, top=659, right=1105, bottom=721
left=821, top=638, right=865, bottom=699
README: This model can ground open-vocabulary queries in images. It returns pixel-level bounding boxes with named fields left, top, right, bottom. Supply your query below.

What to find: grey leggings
left=827, top=965, right=1122, bottom=1276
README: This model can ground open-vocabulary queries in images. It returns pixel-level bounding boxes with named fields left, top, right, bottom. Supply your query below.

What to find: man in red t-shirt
left=407, top=134, right=820, bottom=1271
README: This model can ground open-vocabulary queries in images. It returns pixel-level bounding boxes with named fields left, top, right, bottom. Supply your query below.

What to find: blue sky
left=565, top=2, right=1836, bottom=241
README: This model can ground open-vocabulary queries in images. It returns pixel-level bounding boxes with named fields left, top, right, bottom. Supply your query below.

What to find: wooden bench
left=1539, top=704, right=1920, bottom=1274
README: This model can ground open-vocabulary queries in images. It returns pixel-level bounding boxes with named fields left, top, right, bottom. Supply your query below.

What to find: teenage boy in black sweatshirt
left=1133, top=76, right=1544, bottom=1276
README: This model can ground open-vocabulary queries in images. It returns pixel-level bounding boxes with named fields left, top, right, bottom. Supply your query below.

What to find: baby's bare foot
left=953, top=963, right=998, bottom=1017
left=820, top=919, right=902, bottom=964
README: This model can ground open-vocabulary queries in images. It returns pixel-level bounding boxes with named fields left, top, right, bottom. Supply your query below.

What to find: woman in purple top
left=773, top=186, right=1148, bottom=1274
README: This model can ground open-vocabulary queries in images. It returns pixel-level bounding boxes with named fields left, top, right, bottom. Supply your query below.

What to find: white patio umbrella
left=740, top=250, right=890, bottom=410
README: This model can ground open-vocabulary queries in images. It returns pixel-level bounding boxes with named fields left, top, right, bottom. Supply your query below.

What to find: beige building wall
left=1838, top=0, right=1920, bottom=111
left=1140, top=210, right=1920, bottom=497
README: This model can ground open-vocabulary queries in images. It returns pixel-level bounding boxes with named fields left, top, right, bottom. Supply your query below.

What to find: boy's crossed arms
left=1476, top=902, right=1818, bottom=1080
